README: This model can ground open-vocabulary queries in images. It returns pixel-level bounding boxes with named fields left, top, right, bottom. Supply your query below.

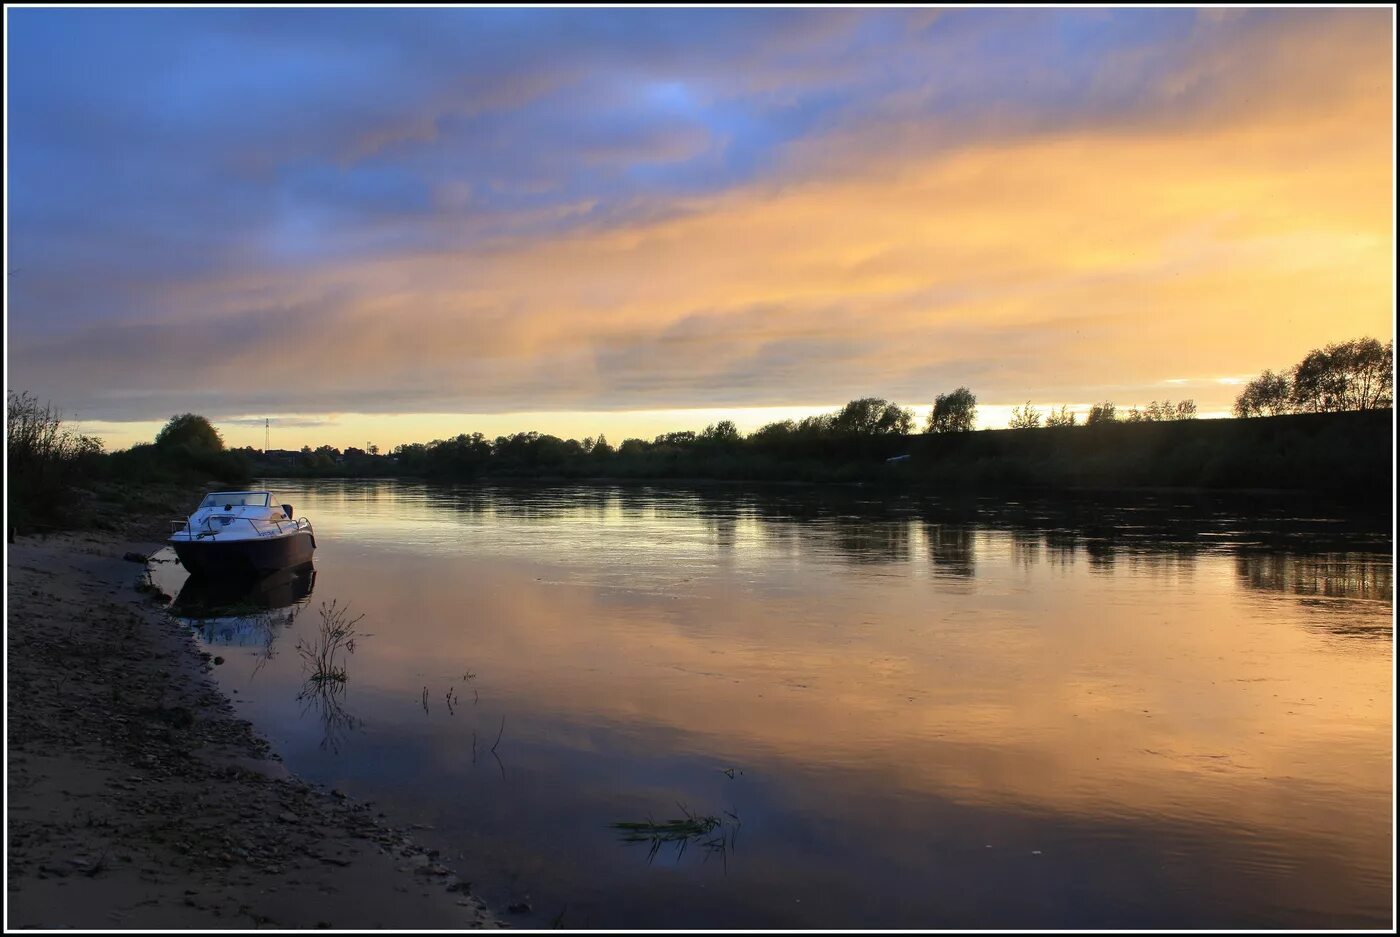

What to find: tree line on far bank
left=6, top=335, right=1391, bottom=521
left=235, top=333, right=1392, bottom=483
left=244, top=391, right=1204, bottom=479
left=246, top=389, right=1212, bottom=480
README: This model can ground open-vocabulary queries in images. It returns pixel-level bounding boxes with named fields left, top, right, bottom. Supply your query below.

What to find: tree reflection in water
left=924, top=524, right=975, bottom=579
left=1235, top=552, right=1393, bottom=638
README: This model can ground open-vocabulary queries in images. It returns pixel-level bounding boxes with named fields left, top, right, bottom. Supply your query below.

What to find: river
left=149, top=480, right=1393, bottom=928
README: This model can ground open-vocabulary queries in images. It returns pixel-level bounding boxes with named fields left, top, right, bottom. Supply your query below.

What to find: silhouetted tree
left=1123, top=399, right=1197, bottom=423
left=1290, top=338, right=1393, bottom=413
left=392, top=442, right=428, bottom=473
left=1291, top=348, right=1335, bottom=413
left=591, top=434, right=614, bottom=457
left=420, top=433, right=492, bottom=476
left=701, top=420, right=741, bottom=443
left=830, top=398, right=913, bottom=435
left=752, top=420, right=797, bottom=442
left=927, top=387, right=977, bottom=433
left=1086, top=402, right=1117, bottom=425
left=155, top=413, right=223, bottom=451
left=1235, top=369, right=1292, bottom=417
left=1045, top=405, right=1076, bottom=427
left=1008, top=402, right=1042, bottom=429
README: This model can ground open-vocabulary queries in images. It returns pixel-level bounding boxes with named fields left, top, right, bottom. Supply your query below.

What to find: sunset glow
left=7, top=7, right=1394, bottom=450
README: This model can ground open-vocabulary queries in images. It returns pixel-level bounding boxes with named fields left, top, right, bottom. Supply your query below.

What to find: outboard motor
left=282, top=503, right=294, bottom=519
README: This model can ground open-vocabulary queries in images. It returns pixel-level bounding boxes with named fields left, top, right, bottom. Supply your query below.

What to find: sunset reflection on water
left=155, top=481, right=1392, bottom=928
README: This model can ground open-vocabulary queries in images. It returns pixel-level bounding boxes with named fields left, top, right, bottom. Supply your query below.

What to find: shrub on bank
left=5, top=395, right=253, bottom=532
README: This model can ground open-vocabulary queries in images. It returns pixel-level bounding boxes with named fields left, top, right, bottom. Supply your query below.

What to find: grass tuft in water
left=611, top=803, right=739, bottom=865
left=295, top=600, right=365, bottom=685
left=612, top=812, right=720, bottom=841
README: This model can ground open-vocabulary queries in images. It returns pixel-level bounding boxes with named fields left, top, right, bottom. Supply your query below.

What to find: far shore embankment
left=254, top=410, right=1393, bottom=504
left=5, top=514, right=499, bottom=929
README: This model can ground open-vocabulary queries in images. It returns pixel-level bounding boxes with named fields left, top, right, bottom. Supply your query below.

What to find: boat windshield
left=199, top=492, right=270, bottom=509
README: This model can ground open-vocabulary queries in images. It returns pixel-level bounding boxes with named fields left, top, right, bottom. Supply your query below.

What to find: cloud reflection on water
left=164, top=482, right=1391, bottom=927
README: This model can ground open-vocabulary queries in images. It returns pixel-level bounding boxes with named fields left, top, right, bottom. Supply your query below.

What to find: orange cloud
left=13, top=9, right=1392, bottom=431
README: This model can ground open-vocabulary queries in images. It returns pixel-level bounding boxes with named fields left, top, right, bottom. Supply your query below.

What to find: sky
left=5, top=6, right=1394, bottom=451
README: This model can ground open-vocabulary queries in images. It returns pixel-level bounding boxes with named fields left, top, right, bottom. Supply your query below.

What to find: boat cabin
left=175, top=491, right=301, bottom=541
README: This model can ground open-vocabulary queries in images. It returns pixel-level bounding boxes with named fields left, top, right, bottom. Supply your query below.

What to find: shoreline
left=5, top=526, right=500, bottom=930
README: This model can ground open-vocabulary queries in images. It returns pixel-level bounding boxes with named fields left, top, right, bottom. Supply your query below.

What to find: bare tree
left=1008, top=402, right=1042, bottom=429
left=1124, top=399, right=1197, bottom=423
left=6, top=391, right=103, bottom=477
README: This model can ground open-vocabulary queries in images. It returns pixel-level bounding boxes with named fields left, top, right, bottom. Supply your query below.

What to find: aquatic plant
left=295, top=600, right=365, bottom=685
left=611, top=804, right=740, bottom=865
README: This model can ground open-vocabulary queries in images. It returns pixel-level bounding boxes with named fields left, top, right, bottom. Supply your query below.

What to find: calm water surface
left=150, top=481, right=1393, bottom=928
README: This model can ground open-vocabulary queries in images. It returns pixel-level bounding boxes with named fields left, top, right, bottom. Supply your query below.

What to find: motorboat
left=169, top=490, right=315, bottom=577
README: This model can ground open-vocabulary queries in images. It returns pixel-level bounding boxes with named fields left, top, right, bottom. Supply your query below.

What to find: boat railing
left=171, top=515, right=312, bottom=540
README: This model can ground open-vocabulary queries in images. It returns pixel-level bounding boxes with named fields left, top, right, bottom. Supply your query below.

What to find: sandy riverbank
left=6, top=527, right=500, bottom=929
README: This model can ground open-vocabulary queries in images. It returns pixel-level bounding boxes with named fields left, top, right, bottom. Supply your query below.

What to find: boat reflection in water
left=170, top=562, right=317, bottom=647
left=173, top=561, right=360, bottom=752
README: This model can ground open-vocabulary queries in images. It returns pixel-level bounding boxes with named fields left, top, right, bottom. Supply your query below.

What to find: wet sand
left=6, top=528, right=500, bottom=929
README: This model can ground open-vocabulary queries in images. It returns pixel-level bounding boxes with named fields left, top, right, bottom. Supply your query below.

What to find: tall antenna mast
left=265, top=418, right=270, bottom=453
